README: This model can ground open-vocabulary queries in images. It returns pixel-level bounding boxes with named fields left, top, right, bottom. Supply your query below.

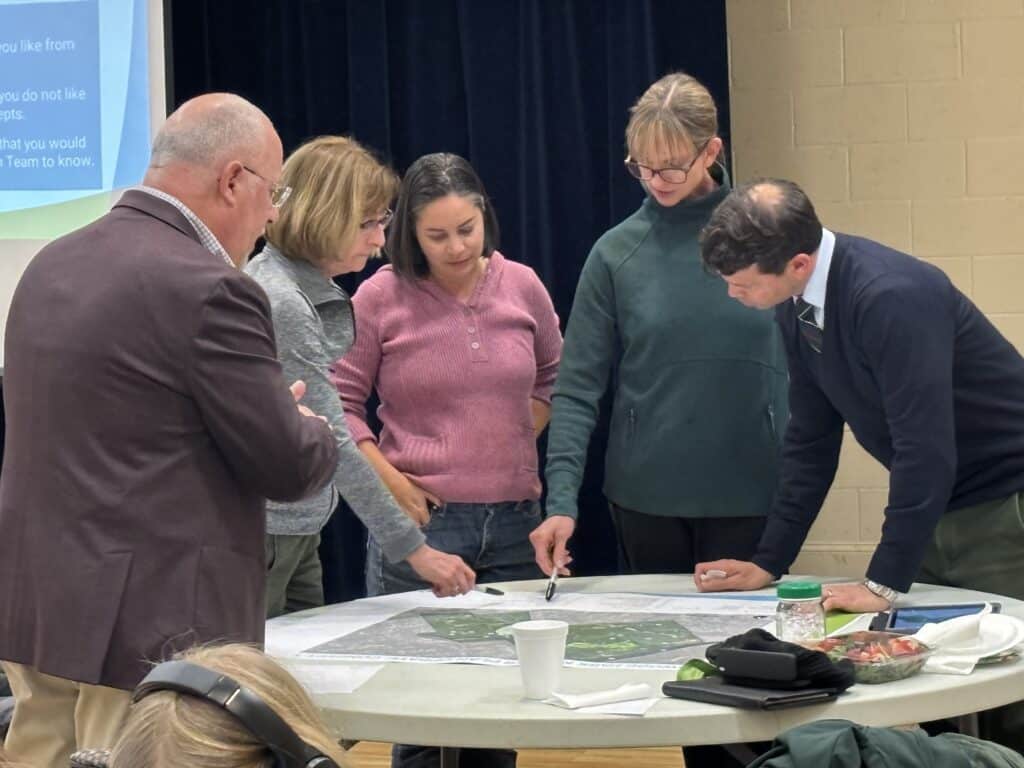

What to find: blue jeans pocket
left=519, top=500, right=542, bottom=523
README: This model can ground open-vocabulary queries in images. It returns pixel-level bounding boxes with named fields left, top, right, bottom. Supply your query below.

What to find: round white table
left=268, top=574, right=1024, bottom=754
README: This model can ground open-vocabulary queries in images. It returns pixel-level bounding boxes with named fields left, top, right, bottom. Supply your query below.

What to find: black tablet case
left=662, top=678, right=841, bottom=710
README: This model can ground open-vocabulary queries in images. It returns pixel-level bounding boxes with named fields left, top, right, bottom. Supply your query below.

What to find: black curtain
left=169, top=0, right=729, bottom=592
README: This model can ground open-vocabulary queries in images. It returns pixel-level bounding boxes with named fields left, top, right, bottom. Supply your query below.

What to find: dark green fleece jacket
left=749, top=719, right=1024, bottom=768
left=545, top=174, right=788, bottom=519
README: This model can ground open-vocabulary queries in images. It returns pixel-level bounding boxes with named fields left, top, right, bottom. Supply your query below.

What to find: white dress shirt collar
left=795, top=227, right=835, bottom=328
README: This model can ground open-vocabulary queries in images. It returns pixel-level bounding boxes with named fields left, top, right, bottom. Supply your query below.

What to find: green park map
left=303, top=605, right=767, bottom=667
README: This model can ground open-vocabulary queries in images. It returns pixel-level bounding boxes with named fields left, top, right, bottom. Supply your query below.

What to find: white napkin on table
left=913, top=607, right=1024, bottom=675
left=544, top=683, right=659, bottom=716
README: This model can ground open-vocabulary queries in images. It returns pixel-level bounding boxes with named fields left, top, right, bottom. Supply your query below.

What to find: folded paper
left=543, top=683, right=659, bottom=715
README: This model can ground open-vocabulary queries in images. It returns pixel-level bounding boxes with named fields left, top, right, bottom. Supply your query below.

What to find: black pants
left=318, top=498, right=368, bottom=604
left=609, top=503, right=770, bottom=768
left=608, top=502, right=766, bottom=574
left=390, top=745, right=513, bottom=768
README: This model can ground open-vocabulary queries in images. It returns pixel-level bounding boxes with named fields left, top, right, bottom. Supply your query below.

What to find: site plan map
left=268, top=590, right=778, bottom=670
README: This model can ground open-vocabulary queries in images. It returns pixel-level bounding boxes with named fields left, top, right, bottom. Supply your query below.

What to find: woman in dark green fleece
left=534, top=71, right=789, bottom=584
left=533, top=71, right=789, bottom=768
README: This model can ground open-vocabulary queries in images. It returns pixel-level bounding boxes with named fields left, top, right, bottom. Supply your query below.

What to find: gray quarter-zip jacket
left=246, top=245, right=424, bottom=562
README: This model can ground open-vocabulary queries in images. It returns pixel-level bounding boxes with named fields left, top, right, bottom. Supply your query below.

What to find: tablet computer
left=882, top=602, right=1001, bottom=633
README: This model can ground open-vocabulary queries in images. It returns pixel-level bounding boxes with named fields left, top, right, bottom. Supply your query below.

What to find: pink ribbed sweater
left=332, top=252, right=562, bottom=502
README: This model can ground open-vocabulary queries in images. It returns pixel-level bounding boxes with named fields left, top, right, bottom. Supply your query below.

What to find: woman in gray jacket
left=246, top=136, right=475, bottom=616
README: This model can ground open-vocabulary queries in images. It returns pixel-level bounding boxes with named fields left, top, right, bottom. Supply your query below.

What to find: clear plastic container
left=809, top=631, right=932, bottom=684
left=776, top=581, right=826, bottom=643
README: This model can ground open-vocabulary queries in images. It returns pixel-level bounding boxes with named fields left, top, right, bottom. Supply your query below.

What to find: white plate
left=928, top=614, right=1024, bottom=658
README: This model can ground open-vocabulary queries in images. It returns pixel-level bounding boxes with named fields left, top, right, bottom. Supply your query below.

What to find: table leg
left=439, top=746, right=460, bottom=768
left=723, top=743, right=761, bottom=765
left=956, top=712, right=980, bottom=738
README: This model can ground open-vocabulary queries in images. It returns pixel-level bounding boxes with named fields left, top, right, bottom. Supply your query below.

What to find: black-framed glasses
left=624, top=141, right=710, bottom=185
left=360, top=209, right=394, bottom=231
left=241, top=165, right=292, bottom=208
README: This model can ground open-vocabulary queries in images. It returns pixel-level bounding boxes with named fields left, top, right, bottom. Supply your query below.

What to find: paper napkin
left=544, top=683, right=660, bottom=716
left=914, top=608, right=1024, bottom=675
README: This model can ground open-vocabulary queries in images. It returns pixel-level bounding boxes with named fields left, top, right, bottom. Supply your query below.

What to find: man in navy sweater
left=696, top=178, right=1024, bottom=751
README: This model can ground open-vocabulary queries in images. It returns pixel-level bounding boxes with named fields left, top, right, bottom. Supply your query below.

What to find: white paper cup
left=499, top=619, right=569, bottom=699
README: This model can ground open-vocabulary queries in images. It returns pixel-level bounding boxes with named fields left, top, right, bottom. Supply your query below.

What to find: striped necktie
left=795, top=297, right=823, bottom=353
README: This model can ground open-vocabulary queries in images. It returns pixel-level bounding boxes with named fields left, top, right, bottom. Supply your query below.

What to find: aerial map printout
left=266, top=590, right=778, bottom=670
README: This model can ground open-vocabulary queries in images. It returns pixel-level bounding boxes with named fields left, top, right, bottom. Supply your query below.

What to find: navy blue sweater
left=754, top=233, right=1024, bottom=591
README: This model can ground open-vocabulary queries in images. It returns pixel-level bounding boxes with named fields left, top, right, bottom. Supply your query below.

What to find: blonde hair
left=625, top=72, right=718, bottom=162
left=109, top=644, right=348, bottom=768
left=265, top=135, right=398, bottom=267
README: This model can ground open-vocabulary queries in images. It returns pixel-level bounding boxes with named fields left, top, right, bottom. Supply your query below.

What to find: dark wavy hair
left=387, top=153, right=500, bottom=279
left=700, top=178, right=822, bottom=276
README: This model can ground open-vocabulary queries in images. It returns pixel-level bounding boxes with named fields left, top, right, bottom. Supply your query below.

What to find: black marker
left=544, top=568, right=559, bottom=601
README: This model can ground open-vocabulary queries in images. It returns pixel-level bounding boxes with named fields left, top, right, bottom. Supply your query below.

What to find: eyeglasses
left=241, top=165, right=292, bottom=208
left=360, top=209, right=394, bottom=231
left=624, top=141, right=709, bottom=185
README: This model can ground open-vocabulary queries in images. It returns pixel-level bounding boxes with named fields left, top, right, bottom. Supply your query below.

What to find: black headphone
left=132, top=660, right=338, bottom=768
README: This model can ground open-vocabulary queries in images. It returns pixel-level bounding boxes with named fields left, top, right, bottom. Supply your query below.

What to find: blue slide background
left=0, top=0, right=151, bottom=211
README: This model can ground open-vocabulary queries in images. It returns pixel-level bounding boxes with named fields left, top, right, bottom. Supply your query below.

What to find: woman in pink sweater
left=332, top=153, right=562, bottom=767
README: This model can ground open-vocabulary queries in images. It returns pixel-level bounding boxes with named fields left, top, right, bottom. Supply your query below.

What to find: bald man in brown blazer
left=0, top=93, right=337, bottom=768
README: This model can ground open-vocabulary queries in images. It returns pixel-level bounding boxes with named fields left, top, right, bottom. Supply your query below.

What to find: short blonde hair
left=265, top=135, right=398, bottom=267
left=625, top=72, right=718, bottom=162
left=110, top=644, right=348, bottom=768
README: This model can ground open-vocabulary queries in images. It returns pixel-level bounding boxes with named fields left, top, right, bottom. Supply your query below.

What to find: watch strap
left=863, top=578, right=900, bottom=605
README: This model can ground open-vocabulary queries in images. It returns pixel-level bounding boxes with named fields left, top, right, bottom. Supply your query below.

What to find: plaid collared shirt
left=135, top=186, right=235, bottom=268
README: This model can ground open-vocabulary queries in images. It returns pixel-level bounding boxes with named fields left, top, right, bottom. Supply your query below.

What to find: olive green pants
left=264, top=533, right=324, bottom=619
left=918, top=490, right=1024, bottom=755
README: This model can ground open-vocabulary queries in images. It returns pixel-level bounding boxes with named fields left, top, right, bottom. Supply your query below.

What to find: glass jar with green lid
left=775, top=581, right=826, bottom=642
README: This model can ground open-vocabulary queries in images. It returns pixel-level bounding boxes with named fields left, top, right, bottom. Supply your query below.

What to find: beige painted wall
left=725, top=0, right=1024, bottom=577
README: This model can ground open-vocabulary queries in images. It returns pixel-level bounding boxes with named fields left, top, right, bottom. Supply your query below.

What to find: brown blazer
left=0, top=191, right=337, bottom=689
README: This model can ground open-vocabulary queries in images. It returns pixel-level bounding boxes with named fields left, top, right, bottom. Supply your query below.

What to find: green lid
left=777, top=581, right=822, bottom=599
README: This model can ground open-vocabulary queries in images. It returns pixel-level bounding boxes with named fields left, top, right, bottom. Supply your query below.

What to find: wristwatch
left=863, top=578, right=901, bottom=606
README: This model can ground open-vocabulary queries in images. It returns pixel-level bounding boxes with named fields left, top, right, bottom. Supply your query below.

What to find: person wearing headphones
left=110, top=644, right=348, bottom=768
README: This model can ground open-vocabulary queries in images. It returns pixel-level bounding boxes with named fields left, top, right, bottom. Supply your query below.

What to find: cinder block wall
left=725, top=0, right=1024, bottom=577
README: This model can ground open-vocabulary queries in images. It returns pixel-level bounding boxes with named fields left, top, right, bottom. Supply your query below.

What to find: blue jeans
left=365, top=499, right=543, bottom=596
left=365, top=500, right=542, bottom=768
